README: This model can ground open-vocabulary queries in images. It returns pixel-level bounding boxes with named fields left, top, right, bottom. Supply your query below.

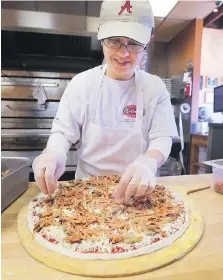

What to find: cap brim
left=97, top=21, right=152, bottom=45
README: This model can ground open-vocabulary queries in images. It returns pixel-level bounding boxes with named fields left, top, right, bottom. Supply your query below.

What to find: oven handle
left=6, top=104, right=47, bottom=111
left=15, top=137, right=41, bottom=143
left=1, top=133, right=50, bottom=138
left=2, top=82, right=59, bottom=87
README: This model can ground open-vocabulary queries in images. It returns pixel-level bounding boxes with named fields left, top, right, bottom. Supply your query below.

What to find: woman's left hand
left=113, top=155, right=157, bottom=204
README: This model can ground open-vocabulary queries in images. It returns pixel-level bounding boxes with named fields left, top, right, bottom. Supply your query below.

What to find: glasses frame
left=102, top=38, right=147, bottom=53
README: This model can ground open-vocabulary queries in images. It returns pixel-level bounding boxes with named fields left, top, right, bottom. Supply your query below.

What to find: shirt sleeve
left=47, top=75, right=86, bottom=153
left=148, top=80, right=178, bottom=141
left=147, top=136, right=172, bottom=162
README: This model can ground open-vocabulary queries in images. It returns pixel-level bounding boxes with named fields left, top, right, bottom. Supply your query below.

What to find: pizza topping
left=33, top=219, right=52, bottom=232
left=111, top=246, right=126, bottom=253
left=62, top=209, right=75, bottom=217
left=110, top=234, right=124, bottom=244
left=214, top=182, right=223, bottom=194
left=123, top=234, right=143, bottom=244
left=42, top=234, right=58, bottom=244
left=29, top=175, right=187, bottom=254
left=152, top=237, right=160, bottom=243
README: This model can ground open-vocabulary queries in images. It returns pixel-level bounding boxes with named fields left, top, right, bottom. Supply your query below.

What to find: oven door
left=1, top=150, right=78, bottom=181
left=1, top=71, right=79, bottom=181
left=1, top=129, right=80, bottom=181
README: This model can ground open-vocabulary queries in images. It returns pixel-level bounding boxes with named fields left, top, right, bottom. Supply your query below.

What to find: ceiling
left=204, top=1, right=223, bottom=29
left=1, top=1, right=217, bottom=43
left=154, top=1, right=216, bottom=42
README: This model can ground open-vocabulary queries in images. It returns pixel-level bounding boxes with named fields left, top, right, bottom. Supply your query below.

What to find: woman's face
left=102, top=37, right=146, bottom=80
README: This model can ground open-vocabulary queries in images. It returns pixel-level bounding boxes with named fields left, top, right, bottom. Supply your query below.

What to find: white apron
left=75, top=65, right=147, bottom=179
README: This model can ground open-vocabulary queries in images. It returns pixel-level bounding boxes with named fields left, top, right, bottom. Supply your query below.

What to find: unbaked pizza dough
left=17, top=176, right=204, bottom=277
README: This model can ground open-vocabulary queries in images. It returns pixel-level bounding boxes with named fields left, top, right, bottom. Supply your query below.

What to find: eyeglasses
left=103, top=38, right=147, bottom=53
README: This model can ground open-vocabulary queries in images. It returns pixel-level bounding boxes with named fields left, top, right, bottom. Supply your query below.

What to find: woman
left=33, top=0, right=178, bottom=204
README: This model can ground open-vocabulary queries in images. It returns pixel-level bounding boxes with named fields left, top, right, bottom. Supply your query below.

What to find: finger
left=45, top=166, right=57, bottom=195
left=113, top=165, right=134, bottom=202
left=134, top=181, right=149, bottom=198
left=34, top=167, right=48, bottom=194
left=54, top=168, right=60, bottom=188
left=124, top=172, right=141, bottom=203
left=54, top=164, right=65, bottom=185
left=144, top=179, right=156, bottom=195
left=145, top=185, right=155, bottom=195
left=149, top=177, right=156, bottom=188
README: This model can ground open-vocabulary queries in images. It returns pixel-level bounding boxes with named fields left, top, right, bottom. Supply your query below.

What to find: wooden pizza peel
left=17, top=186, right=206, bottom=277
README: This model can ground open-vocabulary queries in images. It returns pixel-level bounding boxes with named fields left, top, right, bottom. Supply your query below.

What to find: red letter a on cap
left=118, top=0, right=132, bottom=15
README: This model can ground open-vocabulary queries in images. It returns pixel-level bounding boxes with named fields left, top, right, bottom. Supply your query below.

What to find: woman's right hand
left=32, top=151, right=67, bottom=194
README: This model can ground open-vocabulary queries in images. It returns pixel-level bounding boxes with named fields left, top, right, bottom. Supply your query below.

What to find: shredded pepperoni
left=32, top=175, right=185, bottom=252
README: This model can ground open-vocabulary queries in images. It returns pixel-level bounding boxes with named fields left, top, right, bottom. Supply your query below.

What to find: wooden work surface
left=2, top=174, right=223, bottom=280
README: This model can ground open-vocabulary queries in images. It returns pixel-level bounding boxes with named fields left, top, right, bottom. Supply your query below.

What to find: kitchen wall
left=148, top=20, right=202, bottom=80
left=147, top=41, right=168, bottom=78
left=199, top=28, right=223, bottom=123
left=200, top=28, right=223, bottom=77
left=167, top=19, right=203, bottom=125
left=167, top=21, right=195, bottom=78
left=148, top=20, right=203, bottom=125
left=147, top=20, right=197, bottom=79
left=148, top=21, right=195, bottom=78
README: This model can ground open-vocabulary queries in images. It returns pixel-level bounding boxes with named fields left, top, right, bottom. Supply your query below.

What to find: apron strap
left=135, top=68, right=144, bottom=127
left=88, top=65, right=107, bottom=121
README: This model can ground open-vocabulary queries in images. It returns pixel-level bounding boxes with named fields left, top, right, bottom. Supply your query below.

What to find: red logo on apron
left=123, top=105, right=146, bottom=118
left=118, top=0, right=132, bottom=15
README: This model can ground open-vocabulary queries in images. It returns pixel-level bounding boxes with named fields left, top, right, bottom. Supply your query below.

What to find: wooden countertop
left=2, top=175, right=223, bottom=280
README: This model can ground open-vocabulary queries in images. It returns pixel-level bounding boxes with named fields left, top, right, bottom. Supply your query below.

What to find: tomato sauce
left=74, top=246, right=128, bottom=254
left=111, top=246, right=126, bottom=253
left=42, top=234, right=59, bottom=244
left=152, top=237, right=160, bottom=244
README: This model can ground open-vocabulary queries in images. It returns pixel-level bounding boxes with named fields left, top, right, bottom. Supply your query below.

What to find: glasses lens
left=103, top=39, right=146, bottom=53
left=104, top=39, right=121, bottom=49
left=127, top=45, right=145, bottom=53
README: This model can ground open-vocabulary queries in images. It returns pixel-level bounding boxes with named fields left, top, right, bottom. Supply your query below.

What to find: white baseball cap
left=97, top=0, right=154, bottom=45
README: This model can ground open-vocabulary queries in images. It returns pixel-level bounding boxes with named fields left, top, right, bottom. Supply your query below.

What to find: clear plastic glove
left=113, top=155, right=157, bottom=204
left=32, top=150, right=67, bottom=194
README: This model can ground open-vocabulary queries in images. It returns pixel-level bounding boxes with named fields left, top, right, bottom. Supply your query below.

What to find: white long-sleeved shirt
left=46, top=66, right=178, bottom=161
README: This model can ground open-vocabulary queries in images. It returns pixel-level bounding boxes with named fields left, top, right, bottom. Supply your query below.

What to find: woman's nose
left=118, top=44, right=130, bottom=56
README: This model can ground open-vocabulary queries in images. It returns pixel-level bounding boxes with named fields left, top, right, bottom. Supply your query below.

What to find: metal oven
left=1, top=70, right=80, bottom=181
left=1, top=4, right=103, bottom=182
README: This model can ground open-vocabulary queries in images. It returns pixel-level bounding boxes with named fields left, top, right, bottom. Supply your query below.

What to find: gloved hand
left=113, top=155, right=157, bottom=204
left=32, top=150, right=67, bottom=194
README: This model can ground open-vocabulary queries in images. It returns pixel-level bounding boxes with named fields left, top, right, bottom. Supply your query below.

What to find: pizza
left=27, top=175, right=190, bottom=260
